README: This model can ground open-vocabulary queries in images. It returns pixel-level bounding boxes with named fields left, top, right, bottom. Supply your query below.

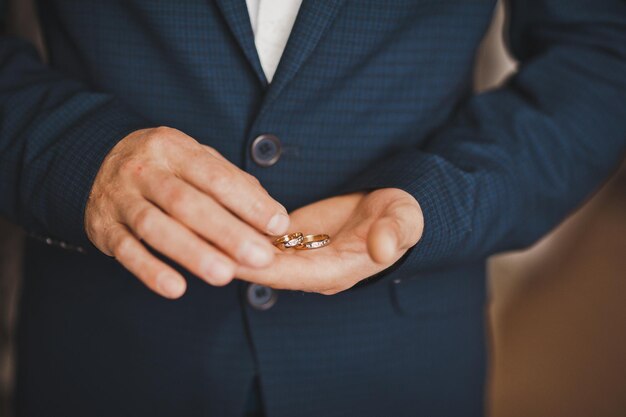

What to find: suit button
left=247, top=284, right=277, bottom=310
left=251, top=134, right=281, bottom=167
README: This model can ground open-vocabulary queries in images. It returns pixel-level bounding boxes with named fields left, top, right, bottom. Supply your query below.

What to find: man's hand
left=85, top=127, right=290, bottom=298
left=236, top=188, right=424, bottom=294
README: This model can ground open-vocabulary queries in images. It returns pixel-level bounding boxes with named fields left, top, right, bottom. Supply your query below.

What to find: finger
left=107, top=223, right=187, bottom=299
left=367, top=200, right=423, bottom=264
left=236, top=252, right=334, bottom=292
left=200, top=145, right=262, bottom=187
left=141, top=171, right=276, bottom=268
left=121, top=199, right=236, bottom=286
left=367, top=217, right=402, bottom=264
left=236, top=245, right=367, bottom=295
left=177, top=150, right=290, bottom=236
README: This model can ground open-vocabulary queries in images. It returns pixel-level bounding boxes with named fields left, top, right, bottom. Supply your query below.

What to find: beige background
left=477, top=4, right=626, bottom=416
left=1, top=2, right=625, bottom=416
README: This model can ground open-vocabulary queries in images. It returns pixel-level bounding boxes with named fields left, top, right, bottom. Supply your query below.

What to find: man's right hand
left=84, top=127, right=289, bottom=299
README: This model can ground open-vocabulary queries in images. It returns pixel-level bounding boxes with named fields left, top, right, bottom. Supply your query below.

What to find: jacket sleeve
left=0, top=32, right=151, bottom=249
left=338, top=0, right=626, bottom=272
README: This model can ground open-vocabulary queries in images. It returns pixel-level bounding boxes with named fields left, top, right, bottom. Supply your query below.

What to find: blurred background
left=1, top=2, right=625, bottom=416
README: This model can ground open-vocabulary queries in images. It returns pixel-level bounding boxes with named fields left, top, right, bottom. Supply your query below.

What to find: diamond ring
left=273, top=232, right=304, bottom=249
left=295, top=234, right=331, bottom=250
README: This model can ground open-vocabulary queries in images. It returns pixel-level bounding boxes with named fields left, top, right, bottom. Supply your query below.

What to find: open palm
left=235, top=188, right=424, bottom=294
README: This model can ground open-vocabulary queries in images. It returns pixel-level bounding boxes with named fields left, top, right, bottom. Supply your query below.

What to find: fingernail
left=266, top=213, right=289, bottom=235
left=238, top=240, right=273, bottom=267
left=157, top=273, right=185, bottom=298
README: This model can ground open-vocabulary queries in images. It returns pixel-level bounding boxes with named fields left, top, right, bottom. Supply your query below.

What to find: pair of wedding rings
left=273, top=232, right=331, bottom=250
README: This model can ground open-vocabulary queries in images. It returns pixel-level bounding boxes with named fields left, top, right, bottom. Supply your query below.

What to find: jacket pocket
left=389, top=262, right=487, bottom=318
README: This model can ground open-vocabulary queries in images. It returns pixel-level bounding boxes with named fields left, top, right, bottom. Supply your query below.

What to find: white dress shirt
left=245, top=0, right=303, bottom=83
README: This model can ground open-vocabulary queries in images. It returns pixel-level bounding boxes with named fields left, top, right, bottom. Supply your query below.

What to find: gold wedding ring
left=273, top=232, right=304, bottom=249
left=295, top=234, right=331, bottom=250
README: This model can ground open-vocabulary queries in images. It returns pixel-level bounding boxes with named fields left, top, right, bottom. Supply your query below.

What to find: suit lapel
left=214, top=0, right=347, bottom=104
left=261, top=0, right=347, bottom=108
left=214, top=0, right=268, bottom=86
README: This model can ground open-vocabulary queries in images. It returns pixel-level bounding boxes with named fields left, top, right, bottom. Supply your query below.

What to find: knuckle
left=88, top=219, right=116, bottom=255
left=239, top=196, right=271, bottom=226
left=163, top=184, right=193, bottom=217
left=112, top=235, right=134, bottom=258
left=244, top=171, right=262, bottom=186
left=207, top=166, right=234, bottom=195
left=151, top=126, right=174, bottom=136
left=239, top=201, right=262, bottom=228
left=133, top=207, right=156, bottom=238
left=161, top=177, right=183, bottom=199
left=149, top=126, right=181, bottom=142
left=204, top=145, right=222, bottom=158
left=246, top=198, right=268, bottom=219
left=169, top=194, right=194, bottom=219
left=144, top=128, right=171, bottom=150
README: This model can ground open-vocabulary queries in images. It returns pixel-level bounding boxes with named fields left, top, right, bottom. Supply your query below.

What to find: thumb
left=367, top=198, right=423, bottom=264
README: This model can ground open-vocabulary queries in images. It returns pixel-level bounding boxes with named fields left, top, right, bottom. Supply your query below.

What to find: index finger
left=177, top=148, right=290, bottom=236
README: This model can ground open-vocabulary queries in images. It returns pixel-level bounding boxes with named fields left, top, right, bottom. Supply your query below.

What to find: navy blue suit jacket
left=1, top=1, right=625, bottom=416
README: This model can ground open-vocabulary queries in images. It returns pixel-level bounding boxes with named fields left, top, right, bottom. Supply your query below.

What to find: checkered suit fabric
left=1, top=1, right=625, bottom=416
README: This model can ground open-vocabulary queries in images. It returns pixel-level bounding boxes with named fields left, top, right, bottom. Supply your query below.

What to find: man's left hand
left=236, top=188, right=424, bottom=294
